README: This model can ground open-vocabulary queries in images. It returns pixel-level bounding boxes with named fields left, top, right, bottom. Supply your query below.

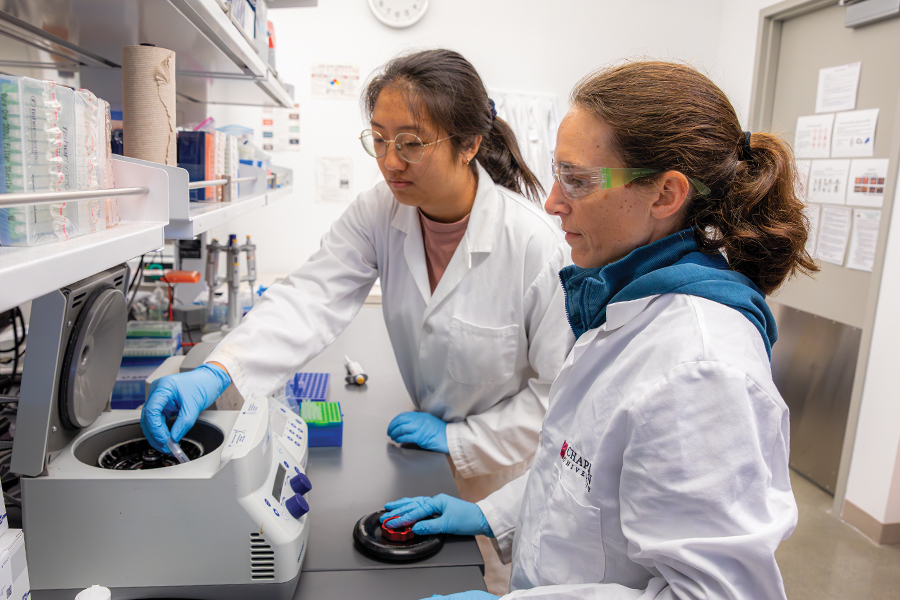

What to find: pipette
left=166, top=438, right=190, bottom=464
left=344, top=356, right=368, bottom=386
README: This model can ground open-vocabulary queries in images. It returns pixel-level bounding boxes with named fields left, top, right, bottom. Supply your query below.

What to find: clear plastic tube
left=166, top=438, right=190, bottom=464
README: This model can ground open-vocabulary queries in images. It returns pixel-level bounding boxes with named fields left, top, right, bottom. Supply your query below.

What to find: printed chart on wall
left=795, top=114, right=835, bottom=159
left=794, top=60, right=889, bottom=272
left=815, top=61, right=861, bottom=114
left=816, top=205, right=852, bottom=266
left=846, top=209, right=881, bottom=272
left=261, top=104, right=300, bottom=153
left=847, top=158, right=889, bottom=208
left=316, top=157, right=353, bottom=203
left=311, top=64, right=360, bottom=98
left=832, top=108, right=878, bottom=158
left=808, top=159, right=850, bottom=204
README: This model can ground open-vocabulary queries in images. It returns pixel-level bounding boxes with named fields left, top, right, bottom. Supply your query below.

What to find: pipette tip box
left=121, top=338, right=181, bottom=366
left=126, top=320, right=182, bottom=340
left=284, top=372, right=330, bottom=401
left=299, top=401, right=342, bottom=447
left=111, top=364, right=159, bottom=409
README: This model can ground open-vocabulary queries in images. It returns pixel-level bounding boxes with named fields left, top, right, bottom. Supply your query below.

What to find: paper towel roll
left=122, top=45, right=176, bottom=166
left=75, top=585, right=112, bottom=600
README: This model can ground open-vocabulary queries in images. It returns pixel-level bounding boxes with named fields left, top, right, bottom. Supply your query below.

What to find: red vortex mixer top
left=381, top=516, right=414, bottom=541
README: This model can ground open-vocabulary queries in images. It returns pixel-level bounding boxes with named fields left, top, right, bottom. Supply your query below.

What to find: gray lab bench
left=293, top=305, right=485, bottom=599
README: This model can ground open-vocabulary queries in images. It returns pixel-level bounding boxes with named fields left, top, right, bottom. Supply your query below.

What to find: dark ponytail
left=571, top=61, right=818, bottom=294
left=363, top=49, right=544, bottom=203
left=477, top=116, right=544, bottom=202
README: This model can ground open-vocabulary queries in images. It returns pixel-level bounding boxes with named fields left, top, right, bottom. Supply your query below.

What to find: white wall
left=715, top=0, right=785, bottom=126
left=205, top=0, right=732, bottom=274
left=844, top=162, right=900, bottom=524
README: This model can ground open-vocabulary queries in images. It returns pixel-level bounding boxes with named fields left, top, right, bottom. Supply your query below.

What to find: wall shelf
left=267, top=185, right=293, bottom=204
left=108, top=156, right=291, bottom=240
left=165, top=191, right=269, bottom=239
left=0, top=0, right=295, bottom=108
left=0, top=156, right=295, bottom=311
left=0, top=157, right=170, bottom=314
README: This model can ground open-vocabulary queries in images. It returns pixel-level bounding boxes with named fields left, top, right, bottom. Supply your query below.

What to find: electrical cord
left=126, top=255, right=146, bottom=314
left=127, top=250, right=166, bottom=317
left=0, top=308, right=25, bottom=395
left=0, top=395, right=17, bottom=405
left=126, top=255, right=144, bottom=295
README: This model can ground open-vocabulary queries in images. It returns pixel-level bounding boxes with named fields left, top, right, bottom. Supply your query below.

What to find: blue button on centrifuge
left=290, top=472, right=312, bottom=495
left=286, top=494, right=309, bottom=519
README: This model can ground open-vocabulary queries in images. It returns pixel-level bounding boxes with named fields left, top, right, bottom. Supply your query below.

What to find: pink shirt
left=418, top=209, right=471, bottom=293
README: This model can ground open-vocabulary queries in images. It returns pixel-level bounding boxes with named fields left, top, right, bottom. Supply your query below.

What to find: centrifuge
left=11, top=266, right=312, bottom=600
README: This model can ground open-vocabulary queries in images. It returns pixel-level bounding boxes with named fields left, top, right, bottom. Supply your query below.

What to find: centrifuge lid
left=10, top=265, right=131, bottom=479
left=58, top=286, right=127, bottom=430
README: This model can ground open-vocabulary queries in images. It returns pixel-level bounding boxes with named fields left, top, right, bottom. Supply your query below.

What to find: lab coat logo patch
left=561, top=441, right=592, bottom=492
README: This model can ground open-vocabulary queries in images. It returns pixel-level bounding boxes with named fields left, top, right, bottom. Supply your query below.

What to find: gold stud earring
left=465, top=156, right=471, bottom=165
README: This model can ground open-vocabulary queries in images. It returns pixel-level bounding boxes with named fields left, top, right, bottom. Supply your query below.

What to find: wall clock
left=368, top=0, right=429, bottom=28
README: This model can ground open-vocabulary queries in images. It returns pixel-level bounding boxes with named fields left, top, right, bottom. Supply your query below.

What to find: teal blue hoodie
left=559, top=229, right=778, bottom=359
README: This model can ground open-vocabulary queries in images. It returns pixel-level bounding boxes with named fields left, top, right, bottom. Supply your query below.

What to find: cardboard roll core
left=352, top=509, right=443, bottom=562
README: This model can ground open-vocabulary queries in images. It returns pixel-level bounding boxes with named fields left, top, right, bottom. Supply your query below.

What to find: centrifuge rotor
left=98, top=437, right=204, bottom=470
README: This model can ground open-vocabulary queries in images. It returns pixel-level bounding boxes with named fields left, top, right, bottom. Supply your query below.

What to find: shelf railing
left=185, top=175, right=258, bottom=203
left=186, top=175, right=257, bottom=190
left=0, top=187, right=149, bottom=209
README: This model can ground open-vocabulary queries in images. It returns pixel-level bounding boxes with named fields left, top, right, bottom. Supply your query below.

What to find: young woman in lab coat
left=382, top=61, right=817, bottom=600
left=142, top=50, right=572, bottom=514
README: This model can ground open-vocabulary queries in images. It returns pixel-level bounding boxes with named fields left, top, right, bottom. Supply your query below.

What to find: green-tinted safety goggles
left=551, top=160, right=710, bottom=200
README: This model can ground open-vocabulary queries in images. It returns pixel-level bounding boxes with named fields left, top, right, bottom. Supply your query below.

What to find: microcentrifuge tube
left=166, top=438, right=190, bottom=464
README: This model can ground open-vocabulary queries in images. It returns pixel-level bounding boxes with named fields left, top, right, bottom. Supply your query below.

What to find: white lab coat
left=478, top=293, right=798, bottom=599
left=208, top=162, right=574, bottom=479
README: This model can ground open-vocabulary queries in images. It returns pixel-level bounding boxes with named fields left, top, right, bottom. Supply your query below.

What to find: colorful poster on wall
left=311, top=64, right=360, bottom=98
left=815, top=62, right=861, bottom=114
left=795, top=114, right=835, bottom=159
left=261, top=104, right=300, bottom=153
left=846, top=158, right=889, bottom=207
left=846, top=209, right=880, bottom=272
left=808, top=159, right=851, bottom=204
left=816, top=205, right=852, bottom=266
left=831, top=108, right=879, bottom=158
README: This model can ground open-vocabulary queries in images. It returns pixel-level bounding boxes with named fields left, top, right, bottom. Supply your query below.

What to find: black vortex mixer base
left=352, top=509, right=444, bottom=563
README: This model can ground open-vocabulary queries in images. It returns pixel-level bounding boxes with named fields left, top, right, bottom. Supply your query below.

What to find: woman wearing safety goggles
left=386, top=60, right=816, bottom=600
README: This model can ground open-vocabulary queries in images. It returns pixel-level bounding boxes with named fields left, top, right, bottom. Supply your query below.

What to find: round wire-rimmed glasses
left=359, top=129, right=453, bottom=163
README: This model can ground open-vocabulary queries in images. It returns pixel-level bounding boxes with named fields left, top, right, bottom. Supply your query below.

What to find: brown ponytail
left=363, top=49, right=543, bottom=203
left=572, top=61, right=818, bottom=295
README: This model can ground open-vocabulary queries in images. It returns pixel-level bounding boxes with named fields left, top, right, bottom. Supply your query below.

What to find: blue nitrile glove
left=141, top=363, right=232, bottom=452
left=421, top=593, right=499, bottom=600
left=380, top=494, right=493, bottom=537
left=387, top=411, right=449, bottom=453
